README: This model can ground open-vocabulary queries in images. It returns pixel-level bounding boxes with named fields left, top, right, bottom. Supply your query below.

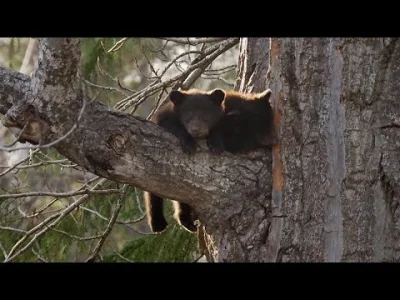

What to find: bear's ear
left=169, top=90, right=185, bottom=106
left=258, top=89, right=272, bottom=103
left=209, top=88, right=226, bottom=106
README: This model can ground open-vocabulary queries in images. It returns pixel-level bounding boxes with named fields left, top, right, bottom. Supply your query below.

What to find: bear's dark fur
left=144, top=88, right=226, bottom=233
left=144, top=88, right=278, bottom=234
left=169, top=89, right=278, bottom=233
left=220, top=89, right=278, bottom=153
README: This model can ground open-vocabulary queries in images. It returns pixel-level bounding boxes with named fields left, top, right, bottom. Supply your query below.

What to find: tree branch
left=85, top=191, right=124, bottom=262
left=0, top=38, right=270, bottom=216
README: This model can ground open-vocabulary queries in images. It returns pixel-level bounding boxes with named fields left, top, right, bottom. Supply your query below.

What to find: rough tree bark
left=266, top=38, right=400, bottom=262
left=1, top=38, right=399, bottom=262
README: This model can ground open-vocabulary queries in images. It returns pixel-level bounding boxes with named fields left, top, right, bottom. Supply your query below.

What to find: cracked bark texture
left=2, top=38, right=400, bottom=262
left=267, top=37, right=400, bottom=262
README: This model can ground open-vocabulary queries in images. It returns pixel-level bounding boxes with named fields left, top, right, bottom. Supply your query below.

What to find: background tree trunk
left=266, top=37, right=400, bottom=262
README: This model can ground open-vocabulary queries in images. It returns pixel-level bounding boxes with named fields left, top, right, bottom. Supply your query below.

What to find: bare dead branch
left=0, top=188, right=121, bottom=201
left=134, top=187, right=145, bottom=215
left=7, top=176, right=102, bottom=222
left=4, top=179, right=111, bottom=262
left=80, top=78, right=130, bottom=97
left=0, top=241, right=7, bottom=259
left=31, top=247, right=48, bottom=262
left=147, top=39, right=170, bottom=55
left=114, top=39, right=236, bottom=110
left=33, top=241, right=48, bottom=262
left=85, top=192, right=124, bottom=262
left=0, top=225, right=27, bottom=233
left=141, top=42, right=161, bottom=79
left=0, top=159, right=74, bottom=171
left=107, top=38, right=128, bottom=53
left=25, top=198, right=61, bottom=218
left=146, top=87, right=167, bottom=120
left=133, top=55, right=154, bottom=81
left=159, top=38, right=225, bottom=45
left=0, top=149, right=39, bottom=177
left=149, top=54, right=221, bottom=114
left=51, top=228, right=104, bottom=241
left=115, top=38, right=239, bottom=112
left=95, top=58, right=137, bottom=93
left=108, top=244, right=134, bottom=262
left=203, top=64, right=237, bottom=75
left=181, top=65, right=211, bottom=90
left=16, top=159, right=75, bottom=170
left=158, top=51, right=204, bottom=79
left=192, top=254, right=205, bottom=263
left=200, top=74, right=235, bottom=86
left=79, top=205, right=145, bottom=225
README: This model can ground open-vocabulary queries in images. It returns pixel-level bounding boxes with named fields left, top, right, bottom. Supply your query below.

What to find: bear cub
left=220, top=89, right=278, bottom=153
left=172, top=89, right=278, bottom=234
left=144, top=88, right=226, bottom=233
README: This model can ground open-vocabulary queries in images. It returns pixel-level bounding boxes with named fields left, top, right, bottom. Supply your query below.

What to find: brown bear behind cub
left=220, top=89, right=278, bottom=153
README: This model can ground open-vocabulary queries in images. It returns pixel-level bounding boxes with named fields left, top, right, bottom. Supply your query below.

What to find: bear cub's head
left=169, top=88, right=225, bottom=138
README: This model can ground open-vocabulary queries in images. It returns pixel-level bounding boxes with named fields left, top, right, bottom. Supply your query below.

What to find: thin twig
left=147, top=39, right=169, bottom=54
left=116, top=38, right=239, bottom=113
left=80, top=78, right=129, bottom=97
left=0, top=188, right=121, bottom=200
left=79, top=205, right=145, bottom=225
left=146, top=87, right=167, bottom=120
left=0, top=159, right=74, bottom=170
left=32, top=242, right=48, bottom=262
left=85, top=190, right=125, bottom=262
left=192, top=254, right=205, bottom=263
left=134, top=187, right=144, bottom=215
left=0, top=241, right=8, bottom=259
left=0, top=149, right=39, bottom=177
left=0, top=226, right=27, bottom=233
left=203, top=64, right=237, bottom=75
left=200, top=74, right=235, bottom=86
left=114, top=39, right=235, bottom=110
left=107, top=38, right=128, bottom=53
left=109, top=245, right=134, bottom=263
left=159, top=38, right=224, bottom=45
left=4, top=178, right=108, bottom=262
left=51, top=228, right=104, bottom=241
left=96, top=58, right=137, bottom=93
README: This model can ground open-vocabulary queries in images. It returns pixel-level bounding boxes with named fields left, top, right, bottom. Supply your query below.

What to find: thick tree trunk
left=266, top=38, right=400, bottom=262
left=1, top=38, right=399, bottom=262
left=203, top=37, right=400, bottom=262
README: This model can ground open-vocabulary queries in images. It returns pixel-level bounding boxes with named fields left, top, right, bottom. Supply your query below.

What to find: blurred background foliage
left=0, top=37, right=239, bottom=262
